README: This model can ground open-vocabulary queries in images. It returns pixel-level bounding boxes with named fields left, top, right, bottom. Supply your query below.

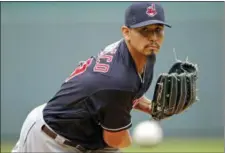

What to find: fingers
left=174, top=74, right=187, bottom=114
left=167, top=74, right=177, bottom=114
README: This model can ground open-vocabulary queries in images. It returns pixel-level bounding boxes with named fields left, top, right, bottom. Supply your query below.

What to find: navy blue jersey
left=43, top=39, right=156, bottom=149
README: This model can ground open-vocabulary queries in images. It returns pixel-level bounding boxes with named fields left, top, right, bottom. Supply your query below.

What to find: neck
left=125, top=40, right=147, bottom=74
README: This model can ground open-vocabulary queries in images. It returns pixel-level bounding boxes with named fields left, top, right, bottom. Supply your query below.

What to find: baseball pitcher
left=12, top=2, right=198, bottom=153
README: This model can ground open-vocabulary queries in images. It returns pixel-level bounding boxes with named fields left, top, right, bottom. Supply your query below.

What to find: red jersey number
left=93, top=55, right=113, bottom=73
left=65, top=49, right=117, bottom=82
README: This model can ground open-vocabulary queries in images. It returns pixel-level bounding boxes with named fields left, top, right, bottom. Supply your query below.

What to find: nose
left=149, top=31, right=157, bottom=41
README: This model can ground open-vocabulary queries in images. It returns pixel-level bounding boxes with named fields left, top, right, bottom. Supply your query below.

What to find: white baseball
left=132, top=120, right=163, bottom=147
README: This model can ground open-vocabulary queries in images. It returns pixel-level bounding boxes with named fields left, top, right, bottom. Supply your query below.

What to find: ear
left=121, top=26, right=130, bottom=41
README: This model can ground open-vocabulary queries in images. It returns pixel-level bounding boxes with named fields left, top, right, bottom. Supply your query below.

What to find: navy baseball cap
left=125, top=2, right=171, bottom=28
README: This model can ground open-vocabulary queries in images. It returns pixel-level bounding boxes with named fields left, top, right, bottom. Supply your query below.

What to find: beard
left=143, top=42, right=160, bottom=55
left=143, top=47, right=159, bottom=55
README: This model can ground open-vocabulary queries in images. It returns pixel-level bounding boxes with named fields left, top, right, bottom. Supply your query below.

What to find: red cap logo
left=146, top=4, right=157, bottom=17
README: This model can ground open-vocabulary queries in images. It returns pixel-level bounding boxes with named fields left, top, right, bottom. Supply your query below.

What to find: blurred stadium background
left=1, top=2, right=224, bottom=152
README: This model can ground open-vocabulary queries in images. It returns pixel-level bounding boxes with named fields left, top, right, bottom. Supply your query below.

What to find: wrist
left=132, top=97, right=144, bottom=108
left=148, top=103, right=152, bottom=114
left=132, top=96, right=152, bottom=115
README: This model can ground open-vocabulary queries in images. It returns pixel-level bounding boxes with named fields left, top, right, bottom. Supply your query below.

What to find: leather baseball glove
left=151, top=58, right=199, bottom=120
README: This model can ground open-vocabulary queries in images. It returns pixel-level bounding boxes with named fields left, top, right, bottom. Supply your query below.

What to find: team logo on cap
left=146, top=4, right=157, bottom=17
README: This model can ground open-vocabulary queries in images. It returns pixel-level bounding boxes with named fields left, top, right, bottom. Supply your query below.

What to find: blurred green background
left=1, top=2, right=224, bottom=152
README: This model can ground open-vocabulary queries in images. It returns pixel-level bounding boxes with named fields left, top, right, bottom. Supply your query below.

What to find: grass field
left=122, top=138, right=224, bottom=152
left=1, top=138, right=223, bottom=152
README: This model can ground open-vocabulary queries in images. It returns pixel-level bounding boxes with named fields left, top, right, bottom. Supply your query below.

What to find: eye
left=155, top=27, right=163, bottom=34
left=142, top=28, right=150, bottom=33
left=139, top=28, right=150, bottom=37
left=156, top=28, right=161, bottom=32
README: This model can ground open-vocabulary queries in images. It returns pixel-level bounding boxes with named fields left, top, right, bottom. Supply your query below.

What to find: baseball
left=132, top=120, right=163, bottom=147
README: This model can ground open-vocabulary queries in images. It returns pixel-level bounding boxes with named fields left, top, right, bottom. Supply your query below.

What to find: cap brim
left=129, top=20, right=172, bottom=28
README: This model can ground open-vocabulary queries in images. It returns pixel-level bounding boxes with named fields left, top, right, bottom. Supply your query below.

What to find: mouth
left=146, top=45, right=159, bottom=50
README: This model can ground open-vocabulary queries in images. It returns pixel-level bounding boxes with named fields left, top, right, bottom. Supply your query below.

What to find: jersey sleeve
left=92, top=90, right=134, bottom=132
